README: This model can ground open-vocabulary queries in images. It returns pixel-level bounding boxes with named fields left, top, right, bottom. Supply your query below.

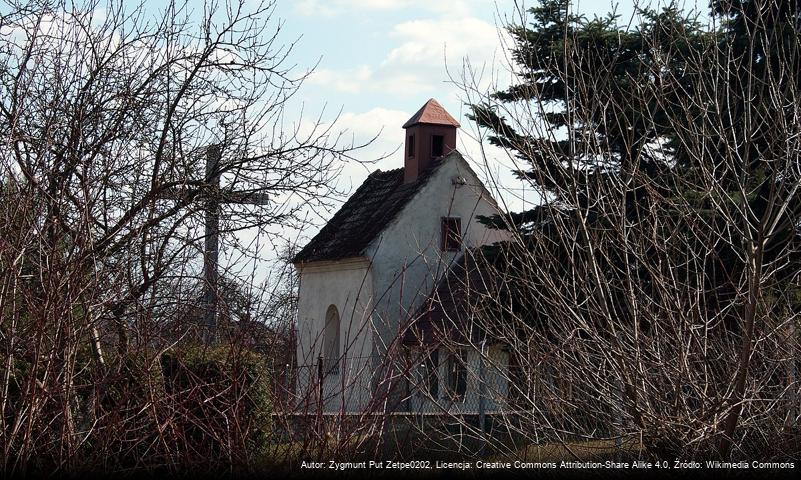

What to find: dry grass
left=507, top=437, right=645, bottom=462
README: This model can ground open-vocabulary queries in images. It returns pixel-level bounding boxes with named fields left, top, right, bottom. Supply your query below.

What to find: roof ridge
left=292, top=153, right=459, bottom=264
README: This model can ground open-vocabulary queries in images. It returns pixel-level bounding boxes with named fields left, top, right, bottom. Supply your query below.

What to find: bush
left=159, top=343, right=273, bottom=471
left=1, top=343, right=275, bottom=474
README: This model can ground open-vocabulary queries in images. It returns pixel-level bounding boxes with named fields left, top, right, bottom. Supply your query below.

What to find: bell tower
left=402, top=99, right=460, bottom=183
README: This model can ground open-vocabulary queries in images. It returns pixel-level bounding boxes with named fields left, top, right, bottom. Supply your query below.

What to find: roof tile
left=292, top=151, right=459, bottom=264
left=402, top=98, right=460, bottom=129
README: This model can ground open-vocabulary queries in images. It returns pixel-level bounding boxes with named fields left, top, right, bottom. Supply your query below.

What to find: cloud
left=308, top=65, right=437, bottom=96
left=335, top=107, right=411, bottom=177
left=307, top=15, right=507, bottom=98
left=337, top=107, right=410, bottom=138
left=294, top=0, right=337, bottom=17
left=386, top=17, right=503, bottom=67
left=312, top=104, right=529, bottom=213
left=293, top=105, right=410, bottom=168
left=294, top=1, right=521, bottom=208
left=308, top=66, right=374, bottom=93
left=294, top=0, right=475, bottom=17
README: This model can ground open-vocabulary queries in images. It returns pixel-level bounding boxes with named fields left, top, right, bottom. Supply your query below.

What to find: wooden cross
left=168, top=145, right=270, bottom=339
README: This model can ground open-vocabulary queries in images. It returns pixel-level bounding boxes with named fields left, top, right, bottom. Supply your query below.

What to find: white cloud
left=334, top=107, right=411, bottom=176
left=315, top=105, right=529, bottom=214
left=307, top=15, right=508, bottom=98
left=337, top=107, right=409, bottom=138
left=308, top=66, right=374, bottom=93
left=294, top=1, right=522, bottom=209
left=308, top=65, right=437, bottom=96
left=294, top=0, right=475, bottom=17
left=294, top=0, right=337, bottom=16
left=293, top=106, right=410, bottom=167
left=346, top=0, right=410, bottom=9
left=386, top=17, right=501, bottom=67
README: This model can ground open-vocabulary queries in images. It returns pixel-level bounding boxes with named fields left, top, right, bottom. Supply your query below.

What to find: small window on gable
left=441, top=217, right=461, bottom=252
left=407, top=134, right=415, bottom=157
left=432, top=135, right=444, bottom=157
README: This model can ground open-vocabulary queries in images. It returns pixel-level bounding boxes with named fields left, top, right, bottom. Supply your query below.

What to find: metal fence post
left=614, top=333, right=623, bottom=450
left=317, top=355, right=324, bottom=437
left=478, top=341, right=487, bottom=454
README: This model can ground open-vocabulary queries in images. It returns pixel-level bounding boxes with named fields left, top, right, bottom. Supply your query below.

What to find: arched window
left=323, top=305, right=340, bottom=375
left=446, top=349, right=467, bottom=400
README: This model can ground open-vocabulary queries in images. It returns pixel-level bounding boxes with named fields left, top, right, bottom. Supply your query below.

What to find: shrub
left=159, top=343, right=273, bottom=471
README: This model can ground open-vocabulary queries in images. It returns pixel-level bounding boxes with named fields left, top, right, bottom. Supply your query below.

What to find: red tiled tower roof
left=402, top=98, right=460, bottom=128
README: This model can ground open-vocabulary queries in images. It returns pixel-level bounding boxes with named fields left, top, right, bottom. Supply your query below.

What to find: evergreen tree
left=471, top=0, right=709, bottom=230
left=469, top=0, right=801, bottom=456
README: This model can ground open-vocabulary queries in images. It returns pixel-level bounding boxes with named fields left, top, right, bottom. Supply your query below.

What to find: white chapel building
left=292, top=99, right=510, bottom=413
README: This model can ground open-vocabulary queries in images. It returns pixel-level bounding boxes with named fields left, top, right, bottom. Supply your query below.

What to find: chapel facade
left=292, top=99, right=509, bottom=412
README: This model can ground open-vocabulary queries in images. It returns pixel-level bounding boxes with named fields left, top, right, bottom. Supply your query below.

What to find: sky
left=273, top=0, right=641, bottom=196
left=267, top=0, right=704, bottom=209
left=0, top=0, right=708, bottom=308
left=224, top=0, right=705, bottom=286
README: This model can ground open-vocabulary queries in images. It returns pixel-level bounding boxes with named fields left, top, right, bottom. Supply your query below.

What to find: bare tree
left=440, top=0, right=801, bottom=461
left=0, top=0, right=370, bottom=473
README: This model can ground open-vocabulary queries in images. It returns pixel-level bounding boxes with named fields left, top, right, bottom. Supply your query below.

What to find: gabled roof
left=402, top=98, right=461, bottom=129
left=292, top=151, right=458, bottom=264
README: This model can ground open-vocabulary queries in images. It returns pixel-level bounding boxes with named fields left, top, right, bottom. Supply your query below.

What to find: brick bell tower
left=402, top=99, right=460, bottom=183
